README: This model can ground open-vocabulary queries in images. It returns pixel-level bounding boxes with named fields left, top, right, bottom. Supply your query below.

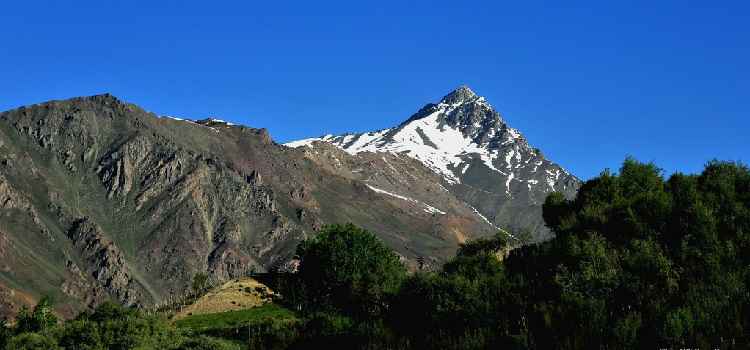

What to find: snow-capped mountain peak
left=286, top=86, right=558, bottom=187
left=285, top=85, right=579, bottom=239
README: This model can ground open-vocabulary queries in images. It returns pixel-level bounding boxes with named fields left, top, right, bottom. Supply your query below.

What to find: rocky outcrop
left=66, top=217, right=150, bottom=306
left=98, top=136, right=155, bottom=199
left=0, top=175, right=33, bottom=212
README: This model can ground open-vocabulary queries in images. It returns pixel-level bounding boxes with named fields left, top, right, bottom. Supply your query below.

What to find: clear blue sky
left=1, top=1, right=747, bottom=179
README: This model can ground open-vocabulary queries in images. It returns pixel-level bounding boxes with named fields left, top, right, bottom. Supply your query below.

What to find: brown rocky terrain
left=0, top=91, right=528, bottom=317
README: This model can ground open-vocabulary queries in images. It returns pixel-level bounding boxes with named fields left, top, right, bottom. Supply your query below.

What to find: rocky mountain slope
left=0, top=90, right=534, bottom=317
left=287, top=86, right=579, bottom=239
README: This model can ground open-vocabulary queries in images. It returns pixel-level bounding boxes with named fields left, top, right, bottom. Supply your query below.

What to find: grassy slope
left=170, top=276, right=299, bottom=350
left=175, top=303, right=298, bottom=331
left=173, top=278, right=276, bottom=320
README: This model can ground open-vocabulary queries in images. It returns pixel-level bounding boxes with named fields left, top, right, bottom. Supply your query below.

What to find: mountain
left=0, top=89, right=542, bottom=318
left=286, top=86, right=579, bottom=238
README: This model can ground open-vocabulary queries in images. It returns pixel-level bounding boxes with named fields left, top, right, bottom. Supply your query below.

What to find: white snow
left=344, top=129, right=391, bottom=150
left=366, top=184, right=445, bottom=215
left=283, top=96, right=514, bottom=184
left=325, top=102, right=506, bottom=184
left=468, top=205, right=501, bottom=231
left=545, top=169, right=562, bottom=191
left=284, top=138, right=322, bottom=148
left=422, top=205, right=446, bottom=215
left=281, top=93, right=570, bottom=195
left=341, top=134, right=355, bottom=145
left=437, top=183, right=450, bottom=192
left=505, top=149, right=515, bottom=169
left=162, top=115, right=238, bottom=128
left=526, top=179, right=539, bottom=192
left=508, top=128, right=521, bottom=139
left=475, top=96, right=492, bottom=109
left=203, top=118, right=236, bottom=126
left=505, top=172, right=515, bottom=197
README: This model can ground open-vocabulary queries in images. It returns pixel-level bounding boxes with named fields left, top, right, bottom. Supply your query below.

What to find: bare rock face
left=0, top=89, right=578, bottom=317
left=97, top=136, right=154, bottom=199
left=66, top=218, right=150, bottom=306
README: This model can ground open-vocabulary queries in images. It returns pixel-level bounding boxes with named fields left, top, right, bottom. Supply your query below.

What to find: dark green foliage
left=504, top=158, right=750, bottom=349
left=14, top=297, right=57, bottom=334
left=295, top=223, right=407, bottom=318
left=56, top=318, right=102, bottom=350
left=0, top=300, right=238, bottom=350
left=4, top=332, right=60, bottom=350
left=0, top=321, right=9, bottom=349
left=392, top=250, right=519, bottom=349
left=387, top=158, right=750, bottom=349
left=172, top=336, right=241, bottom=350
left=291, top=313, right=398, bottom=350
left=175, top=304, right=299, bottom=350
left=295, top=312, right=356, bottom=348
left=56, top=302, right=182, bottom=350
left=87, top=301, right=137, bottom=323
left=174, top=304, right=297, bottom=331
left=455, top=231, right=509, bottom=257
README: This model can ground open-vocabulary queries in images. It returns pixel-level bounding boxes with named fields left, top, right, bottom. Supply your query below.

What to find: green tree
left=295, top=223, right=407, bottom=318
left=71, top=302, right=180, bottom=350
left=14, top=297, right=57, bottom=334
left=4, top=332, right=60, bottom=350
left=57, top=319, right=102, bottom=350
left=392, top=233, right=517, bottom=349
left=0, top=319, right=10, bottom=349
left=455, top=231, right=509, bottom=257
left=511, top=158, right=750, bottom=348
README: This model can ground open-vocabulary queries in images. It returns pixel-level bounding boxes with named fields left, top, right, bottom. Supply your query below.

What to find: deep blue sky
left=1, top=1, right=747, bottom=179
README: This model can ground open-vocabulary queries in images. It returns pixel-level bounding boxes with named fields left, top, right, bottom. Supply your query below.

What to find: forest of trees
left=0, top=299, right=241, bottom=349
left=1, top=158, right=748, bottom=349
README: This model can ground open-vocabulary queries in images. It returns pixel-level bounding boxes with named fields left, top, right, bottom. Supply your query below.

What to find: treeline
left=0, top=299, right=242, bottom=349
left=2, top=158, right=748, bottom=349
left=273, top=158, right=750, bottom=349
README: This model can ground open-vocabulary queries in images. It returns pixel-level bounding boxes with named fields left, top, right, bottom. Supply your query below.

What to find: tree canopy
left=389, top=158, right=750, bottom=349
left=295, top=223, right=407, bottom=318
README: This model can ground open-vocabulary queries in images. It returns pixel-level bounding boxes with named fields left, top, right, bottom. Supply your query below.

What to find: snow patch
left=208, top=118, right=235, bottom=125
left=366, top=184, right=445, bottom=215
left=545, top=169, right=562, bottom=191
left=284, top=138, right=323, bottom=148
left=468, top=205, right=501, bottom=231
left=505, top=172, right=515, bottom=197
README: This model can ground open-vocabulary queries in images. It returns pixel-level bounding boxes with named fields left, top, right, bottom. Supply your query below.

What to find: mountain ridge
left=0, top=90, right=517, bottom=318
